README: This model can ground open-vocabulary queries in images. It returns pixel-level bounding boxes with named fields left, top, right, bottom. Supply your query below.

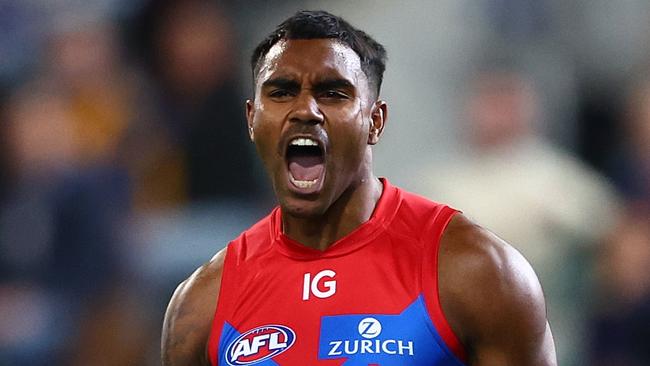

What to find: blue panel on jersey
left=219, top=322, right=280, bottom=366
left=318, top=296, right=465, bottom=365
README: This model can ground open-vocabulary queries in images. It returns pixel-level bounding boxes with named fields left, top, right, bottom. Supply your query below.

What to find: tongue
left=288, top=156, right=324, bottom=181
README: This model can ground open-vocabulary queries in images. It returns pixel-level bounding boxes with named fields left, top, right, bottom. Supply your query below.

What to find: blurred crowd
left=1, top=1, right=270, bottom=364
left=0, top=1, right=649, bottom=365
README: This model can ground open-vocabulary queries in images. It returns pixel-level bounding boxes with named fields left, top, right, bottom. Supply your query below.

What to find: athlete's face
left=247, top=39, right=386, bottom=217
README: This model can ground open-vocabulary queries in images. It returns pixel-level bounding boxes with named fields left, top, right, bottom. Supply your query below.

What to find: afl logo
left=225, top=324, right=296, bottom=365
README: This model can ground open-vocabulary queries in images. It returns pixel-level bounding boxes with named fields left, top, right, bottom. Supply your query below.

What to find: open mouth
left=286, top=137, right=325, bottom=191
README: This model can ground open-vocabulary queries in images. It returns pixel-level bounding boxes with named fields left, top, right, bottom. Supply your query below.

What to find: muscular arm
left=439, top=214, right=557, bottom=366
left=162, top=249, right=226, bottom=366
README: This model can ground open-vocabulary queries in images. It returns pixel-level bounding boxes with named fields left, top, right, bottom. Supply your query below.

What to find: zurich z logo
left=224, top=324, right=296, bottom=365
left=358, top=318, right=382, bottom=339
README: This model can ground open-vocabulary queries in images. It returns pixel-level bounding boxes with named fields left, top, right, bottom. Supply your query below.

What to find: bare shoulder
left=161, top=248, right=227, bottom=366
left=438, top=213, right=556, bottom=365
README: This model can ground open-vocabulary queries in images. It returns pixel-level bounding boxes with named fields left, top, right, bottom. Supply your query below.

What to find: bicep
left=473, top=322, right=556, bottom=366
left=162, top=250, right=226, bottom=366
left=162, top=280, right=212, bottom=366
left=469, top=244, right=557, bottom=366
left=439, top=217, right=557, bottom=366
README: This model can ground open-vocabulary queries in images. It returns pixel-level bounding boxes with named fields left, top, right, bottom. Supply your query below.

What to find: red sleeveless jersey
left=208, top=179, right=467, bottom=365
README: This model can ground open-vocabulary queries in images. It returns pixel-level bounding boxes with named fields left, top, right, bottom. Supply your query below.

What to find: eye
left=320, top=90, right=349, bottom=100
left=268, top=89, right=295, bottom=100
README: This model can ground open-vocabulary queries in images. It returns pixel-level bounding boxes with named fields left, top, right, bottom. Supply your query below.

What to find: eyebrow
left=261, top=77, right=355, bottom=92
left=261, top=77, right=300, bottom=91
left=312, top=78, right=354, bottom=93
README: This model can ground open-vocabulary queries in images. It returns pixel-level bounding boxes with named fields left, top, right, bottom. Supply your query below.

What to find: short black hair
left=251, top=10, right=387, bottom=97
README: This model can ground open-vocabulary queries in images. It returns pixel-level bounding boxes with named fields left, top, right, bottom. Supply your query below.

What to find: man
left=162, top=10, right=557, bottom=365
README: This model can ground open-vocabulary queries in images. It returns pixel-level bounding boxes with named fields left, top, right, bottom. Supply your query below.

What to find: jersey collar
left=270, top=178, right=401, bottom=260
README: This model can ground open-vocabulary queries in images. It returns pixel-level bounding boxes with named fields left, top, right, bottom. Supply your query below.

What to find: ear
left=245, top=99, right=255, bottom=142
left=368, top=100, right=388, bottom=145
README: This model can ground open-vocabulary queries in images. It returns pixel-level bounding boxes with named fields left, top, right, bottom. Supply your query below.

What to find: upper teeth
left=290, top=138, right=318, bottom=146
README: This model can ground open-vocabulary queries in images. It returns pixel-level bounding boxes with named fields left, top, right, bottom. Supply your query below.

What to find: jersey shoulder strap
left=419, top=202, right=467, bottom=362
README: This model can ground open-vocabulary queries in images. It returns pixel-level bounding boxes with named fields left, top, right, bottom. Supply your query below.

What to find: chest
left=213, top=239, right=463, bottom=365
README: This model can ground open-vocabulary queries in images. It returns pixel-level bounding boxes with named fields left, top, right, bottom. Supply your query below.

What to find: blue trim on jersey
left=318, top=295, right=466, bottom=365
left=218, top=296, right=466, bottom=365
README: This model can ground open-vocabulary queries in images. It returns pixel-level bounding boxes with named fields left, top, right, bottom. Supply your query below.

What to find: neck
left=282, top=175, right=384, bottom=251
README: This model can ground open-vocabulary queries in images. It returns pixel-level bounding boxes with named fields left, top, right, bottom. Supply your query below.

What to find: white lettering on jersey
left=302, top=269, right=336, bottom=300
left=328, top=341, right=343, bottom=356
left=325, top=318, right=416, bottom=357
left=326, top=340, right=415, bottom=357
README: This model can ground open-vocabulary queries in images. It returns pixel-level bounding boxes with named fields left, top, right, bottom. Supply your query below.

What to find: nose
left=288, top=92, right=324, bottom=124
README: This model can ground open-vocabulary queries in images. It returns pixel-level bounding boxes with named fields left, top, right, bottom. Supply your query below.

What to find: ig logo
left=358, top=317, right=382, bottom=339
left=302, top=269, right=336, bottom=300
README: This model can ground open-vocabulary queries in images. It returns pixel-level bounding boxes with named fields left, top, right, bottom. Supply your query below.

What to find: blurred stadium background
left=1, top=0, right=649, bottom=365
